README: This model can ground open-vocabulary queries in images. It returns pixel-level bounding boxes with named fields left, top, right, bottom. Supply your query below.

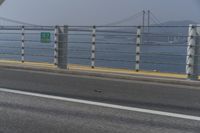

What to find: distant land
left=149, top=20, right=198, bottom=36
left=110, top=20, right=198, bottom=36
left=155, top=20, right=197, bottom=26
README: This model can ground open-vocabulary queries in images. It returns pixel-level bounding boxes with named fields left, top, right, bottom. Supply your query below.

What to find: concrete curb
left=0, top=64, right=199, bottom=87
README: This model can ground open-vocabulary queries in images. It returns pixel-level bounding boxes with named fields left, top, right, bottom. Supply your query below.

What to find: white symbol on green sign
left=41, top=32, right=51, bottom=43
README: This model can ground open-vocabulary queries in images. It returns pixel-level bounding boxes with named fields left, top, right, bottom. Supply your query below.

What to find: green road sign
left=41, top=32, right=51, bottom=43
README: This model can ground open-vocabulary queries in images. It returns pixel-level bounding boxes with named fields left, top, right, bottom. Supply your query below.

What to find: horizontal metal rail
left=0, top=25, right=197, bottom=78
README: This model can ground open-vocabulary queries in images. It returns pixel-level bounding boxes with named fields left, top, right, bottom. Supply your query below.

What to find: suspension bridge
left=0, top=10, right=195, bottom=78
left=0, top=10, right=184, bottom=44
left=0, top=8, right=199, bottom=133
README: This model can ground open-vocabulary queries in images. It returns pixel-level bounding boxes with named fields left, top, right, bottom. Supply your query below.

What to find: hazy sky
left=0, top=0, right=199, bottom=25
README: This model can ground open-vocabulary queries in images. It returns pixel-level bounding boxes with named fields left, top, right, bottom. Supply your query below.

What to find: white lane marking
left=0, top=88, right=200, bottom=121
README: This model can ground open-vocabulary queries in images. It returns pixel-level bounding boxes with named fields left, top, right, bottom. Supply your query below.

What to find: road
left=0, top=68, right=200, bottom=132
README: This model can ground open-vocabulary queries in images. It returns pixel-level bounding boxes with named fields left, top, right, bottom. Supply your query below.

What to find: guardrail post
left=135, top=26, right=141, bottom=72
left=54, top=26, right=59, bottom=66
left=57, top=25, right=68, bottom=69
left=91, top=25, right=96, bottom=69
left=186, top=25, right=199, bottom=80
left=21, top=26, right=25, bottom=63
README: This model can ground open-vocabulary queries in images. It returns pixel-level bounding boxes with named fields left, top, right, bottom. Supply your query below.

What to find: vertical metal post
left=91, top=25, right=96, bottom=69
left=57, top=25, right=68, bottom=69
left=21, top=26, right=25, bottom=63
left=147, top=10, right=150, bottom=34
left=186, top=25, right=199, bottom=80
left=54, top=26, right=58, bottom=66
left=147, top=10, right=150, bottom=43
left=135, top=26, right=141, bottom=72
left=142, top=10, right=145, bottom=33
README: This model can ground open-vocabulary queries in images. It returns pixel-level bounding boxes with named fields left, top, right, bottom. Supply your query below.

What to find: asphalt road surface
left=0, top=68, right=200, bottom=132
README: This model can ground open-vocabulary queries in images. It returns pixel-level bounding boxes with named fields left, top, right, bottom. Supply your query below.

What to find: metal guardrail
left=0, top=25, right=199, bottom=80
